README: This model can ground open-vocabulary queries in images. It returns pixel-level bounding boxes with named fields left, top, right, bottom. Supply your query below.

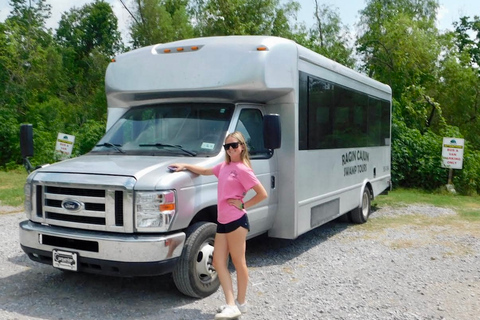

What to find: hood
left=36, top=154, right=222, bottom=188
left=40, top=155, right=173, bottom=178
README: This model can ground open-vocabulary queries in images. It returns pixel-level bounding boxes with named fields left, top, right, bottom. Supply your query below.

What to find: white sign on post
left=441, top=137, right=464, bottom=169
left=55, top=133, right=75, bottom=159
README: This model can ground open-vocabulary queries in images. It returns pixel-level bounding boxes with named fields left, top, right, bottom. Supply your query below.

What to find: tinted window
left=299, top=71, right=390, bottom=150
left=236, top=108, right=272, bottom=159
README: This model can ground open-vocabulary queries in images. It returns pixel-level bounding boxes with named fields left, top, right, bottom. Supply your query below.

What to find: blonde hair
left=224, top=131, right=251, bottom=168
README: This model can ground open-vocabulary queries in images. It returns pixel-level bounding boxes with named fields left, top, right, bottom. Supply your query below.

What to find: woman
left=171, top=131, right=268, bottom=319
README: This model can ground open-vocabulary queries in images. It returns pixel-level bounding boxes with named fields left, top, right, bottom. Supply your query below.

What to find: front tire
left=172, top=222, right=219, bottom=298
left=349, top=187, right=371, bottom=224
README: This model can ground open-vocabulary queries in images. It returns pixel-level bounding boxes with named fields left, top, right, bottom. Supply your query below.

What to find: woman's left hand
left=227, top=199, right=243, bottom=210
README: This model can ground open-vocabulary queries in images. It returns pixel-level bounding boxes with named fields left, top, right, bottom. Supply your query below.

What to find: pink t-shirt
left=212, top=161, right=260, bottom=224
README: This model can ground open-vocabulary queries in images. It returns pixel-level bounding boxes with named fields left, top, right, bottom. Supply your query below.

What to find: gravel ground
left=1, top=205, right=479, bottom=320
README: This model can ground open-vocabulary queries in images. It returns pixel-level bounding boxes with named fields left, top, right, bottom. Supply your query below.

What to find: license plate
left=52, top=249, right=78, bottom=271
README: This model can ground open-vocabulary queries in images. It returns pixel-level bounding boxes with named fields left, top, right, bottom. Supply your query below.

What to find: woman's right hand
left=169, top=163, right=213, bottom=176
left=169, top=163, right=186, bottom=172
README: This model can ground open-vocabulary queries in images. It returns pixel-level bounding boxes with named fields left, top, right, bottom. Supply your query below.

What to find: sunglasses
left=223, top=142, right=241, bottom=150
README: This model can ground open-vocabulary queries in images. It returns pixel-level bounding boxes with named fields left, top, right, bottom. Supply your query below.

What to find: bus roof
left=105, top=36, right=390, bottom=108
left=106, top=36, right=298, bottom=107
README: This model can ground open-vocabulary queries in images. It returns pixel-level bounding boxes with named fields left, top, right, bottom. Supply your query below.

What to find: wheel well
left=190, top=205, right=217, bottom=226
left=365, top=182, right=373, bottom=200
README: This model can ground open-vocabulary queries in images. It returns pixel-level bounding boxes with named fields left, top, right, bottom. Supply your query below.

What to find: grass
left=0, top=169, right=28, bottom=208
left=372, top=188, right=480, bottom=221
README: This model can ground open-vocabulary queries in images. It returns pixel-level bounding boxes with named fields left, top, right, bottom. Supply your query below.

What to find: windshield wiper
left=139, top=143, right=197, bottom=156
left=96, top=142, right=125, bottom=153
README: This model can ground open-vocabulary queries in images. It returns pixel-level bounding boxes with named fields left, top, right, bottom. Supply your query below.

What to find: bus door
left=234, top=106, right=278, bottom=237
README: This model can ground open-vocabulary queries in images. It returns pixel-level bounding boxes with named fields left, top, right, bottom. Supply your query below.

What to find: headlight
left=24, top=183, right=32, bottom=219
left=135, top=190, right=176, bottom=232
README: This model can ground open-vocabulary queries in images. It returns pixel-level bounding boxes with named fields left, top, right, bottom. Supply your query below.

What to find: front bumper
left=19, top=220, right=185, bottom=277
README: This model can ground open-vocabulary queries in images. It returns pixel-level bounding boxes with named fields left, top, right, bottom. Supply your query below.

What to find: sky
left=295, top=0, right=478, bottom=32
left=0, top=0, right=478, bottom=42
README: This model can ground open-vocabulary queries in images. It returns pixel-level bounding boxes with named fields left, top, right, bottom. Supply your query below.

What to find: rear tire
left=172, top=222, right=219, bottom=298
left=349, top=187, right=371, bottom=224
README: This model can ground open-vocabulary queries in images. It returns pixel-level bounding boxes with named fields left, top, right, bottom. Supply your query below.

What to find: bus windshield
left=91, top=103, right=234, bottom=157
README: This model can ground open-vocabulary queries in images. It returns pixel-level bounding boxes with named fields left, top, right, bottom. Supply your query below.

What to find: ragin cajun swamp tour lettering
left=342, top=150, right=369, bottom=176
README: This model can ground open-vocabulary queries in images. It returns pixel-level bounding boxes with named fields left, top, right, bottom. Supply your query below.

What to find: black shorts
left=217, top=214, right=250, bottom=233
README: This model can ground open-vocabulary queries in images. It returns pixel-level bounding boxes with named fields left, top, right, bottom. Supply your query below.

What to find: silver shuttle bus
left=20, top=36, right=392, bottom=298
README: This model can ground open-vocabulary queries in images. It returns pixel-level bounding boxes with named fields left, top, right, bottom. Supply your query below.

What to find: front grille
left=35, top=184, right=125, bottom=230
left=46, top=212, right=106, bottom=225
left=36, top=185, right=43, bottom=218
left=115, top=191, right=124, bottom=226
left=45, top=199, right=106, bottom=211
left=46, top=186, right=106, bottom=197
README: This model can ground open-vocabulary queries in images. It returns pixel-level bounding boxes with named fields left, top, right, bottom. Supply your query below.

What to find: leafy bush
left=392, top=119, right=480, bottom=195
left=392, top=119, right=446, bottom=190
left=25, top=118, right=106, bottom=167
left=72, top=119, right=106, bottom=156
left=0, top=109, right=20, bottom=167
left=4, top=94, right=107, bottom=168
left=453, top=147, right=480, bottom=195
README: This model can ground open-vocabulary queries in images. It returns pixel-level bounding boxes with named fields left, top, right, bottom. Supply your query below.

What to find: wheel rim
left=195, top=239, right=216, bottom=283
left=361, top=191, right=370, bottom=219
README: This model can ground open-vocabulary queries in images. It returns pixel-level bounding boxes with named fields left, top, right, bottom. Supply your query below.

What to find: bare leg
left=212, top=233, right=235, bottom=305
left=226, top=227, right=249, bottom=304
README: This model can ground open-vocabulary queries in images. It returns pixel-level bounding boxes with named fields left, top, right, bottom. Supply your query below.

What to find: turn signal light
left=160, top=203, right=175, bottom=211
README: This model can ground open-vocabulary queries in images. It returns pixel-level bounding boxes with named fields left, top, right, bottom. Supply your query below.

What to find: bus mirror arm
left=20, top=124, right=34, bottom=173
left=263, top=114, right=281, bottom=150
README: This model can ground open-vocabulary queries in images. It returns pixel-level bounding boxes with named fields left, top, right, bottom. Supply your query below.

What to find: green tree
left=55, top=0, right=122, bottom=126
left=7, top=0, right=52, bottom=41
left=0, top=0, right=60, bottom=167
left=355, top=0, right=454, bottom=191
left=454, top=15, right=480, bottom=70
left=303, top=1, right=354, bottom=67
left=269, top=0, right=302, bottom=39
left=193, top=0, right=300, bottom=37
left=356, top=0, right=443, bottom=133
left=56, top=0, right=123, bottom=59
left=0, top=0, right=55, bottom=117
left=356, top=0, right=440, bottom=100
left=0, top=0, right=120, bottom=168
left=436, top=21, right=480, bottom=149
left=129, top=0, right=194, bottom=47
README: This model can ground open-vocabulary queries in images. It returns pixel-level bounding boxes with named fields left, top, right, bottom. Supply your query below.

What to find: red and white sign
left=441, top=137, right=464, bottom=169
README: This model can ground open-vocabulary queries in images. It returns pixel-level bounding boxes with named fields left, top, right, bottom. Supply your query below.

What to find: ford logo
left=62, top=199, right=83, bottom=212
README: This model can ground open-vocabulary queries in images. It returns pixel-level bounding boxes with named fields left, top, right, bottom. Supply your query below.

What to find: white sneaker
left=214, top=304, right=241, bottom=319
left=217, top=301, right=247, bottom=314
left=235, top=300, right=248, bottom=313
left=216, top=305, right=228, bottom=313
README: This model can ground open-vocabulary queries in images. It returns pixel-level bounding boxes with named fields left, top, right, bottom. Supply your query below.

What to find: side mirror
left=263, top=114, right=281, bottom=150
left=20, top=124, right=34, bottom=173
left=20, top=124, right=34, bottom=157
